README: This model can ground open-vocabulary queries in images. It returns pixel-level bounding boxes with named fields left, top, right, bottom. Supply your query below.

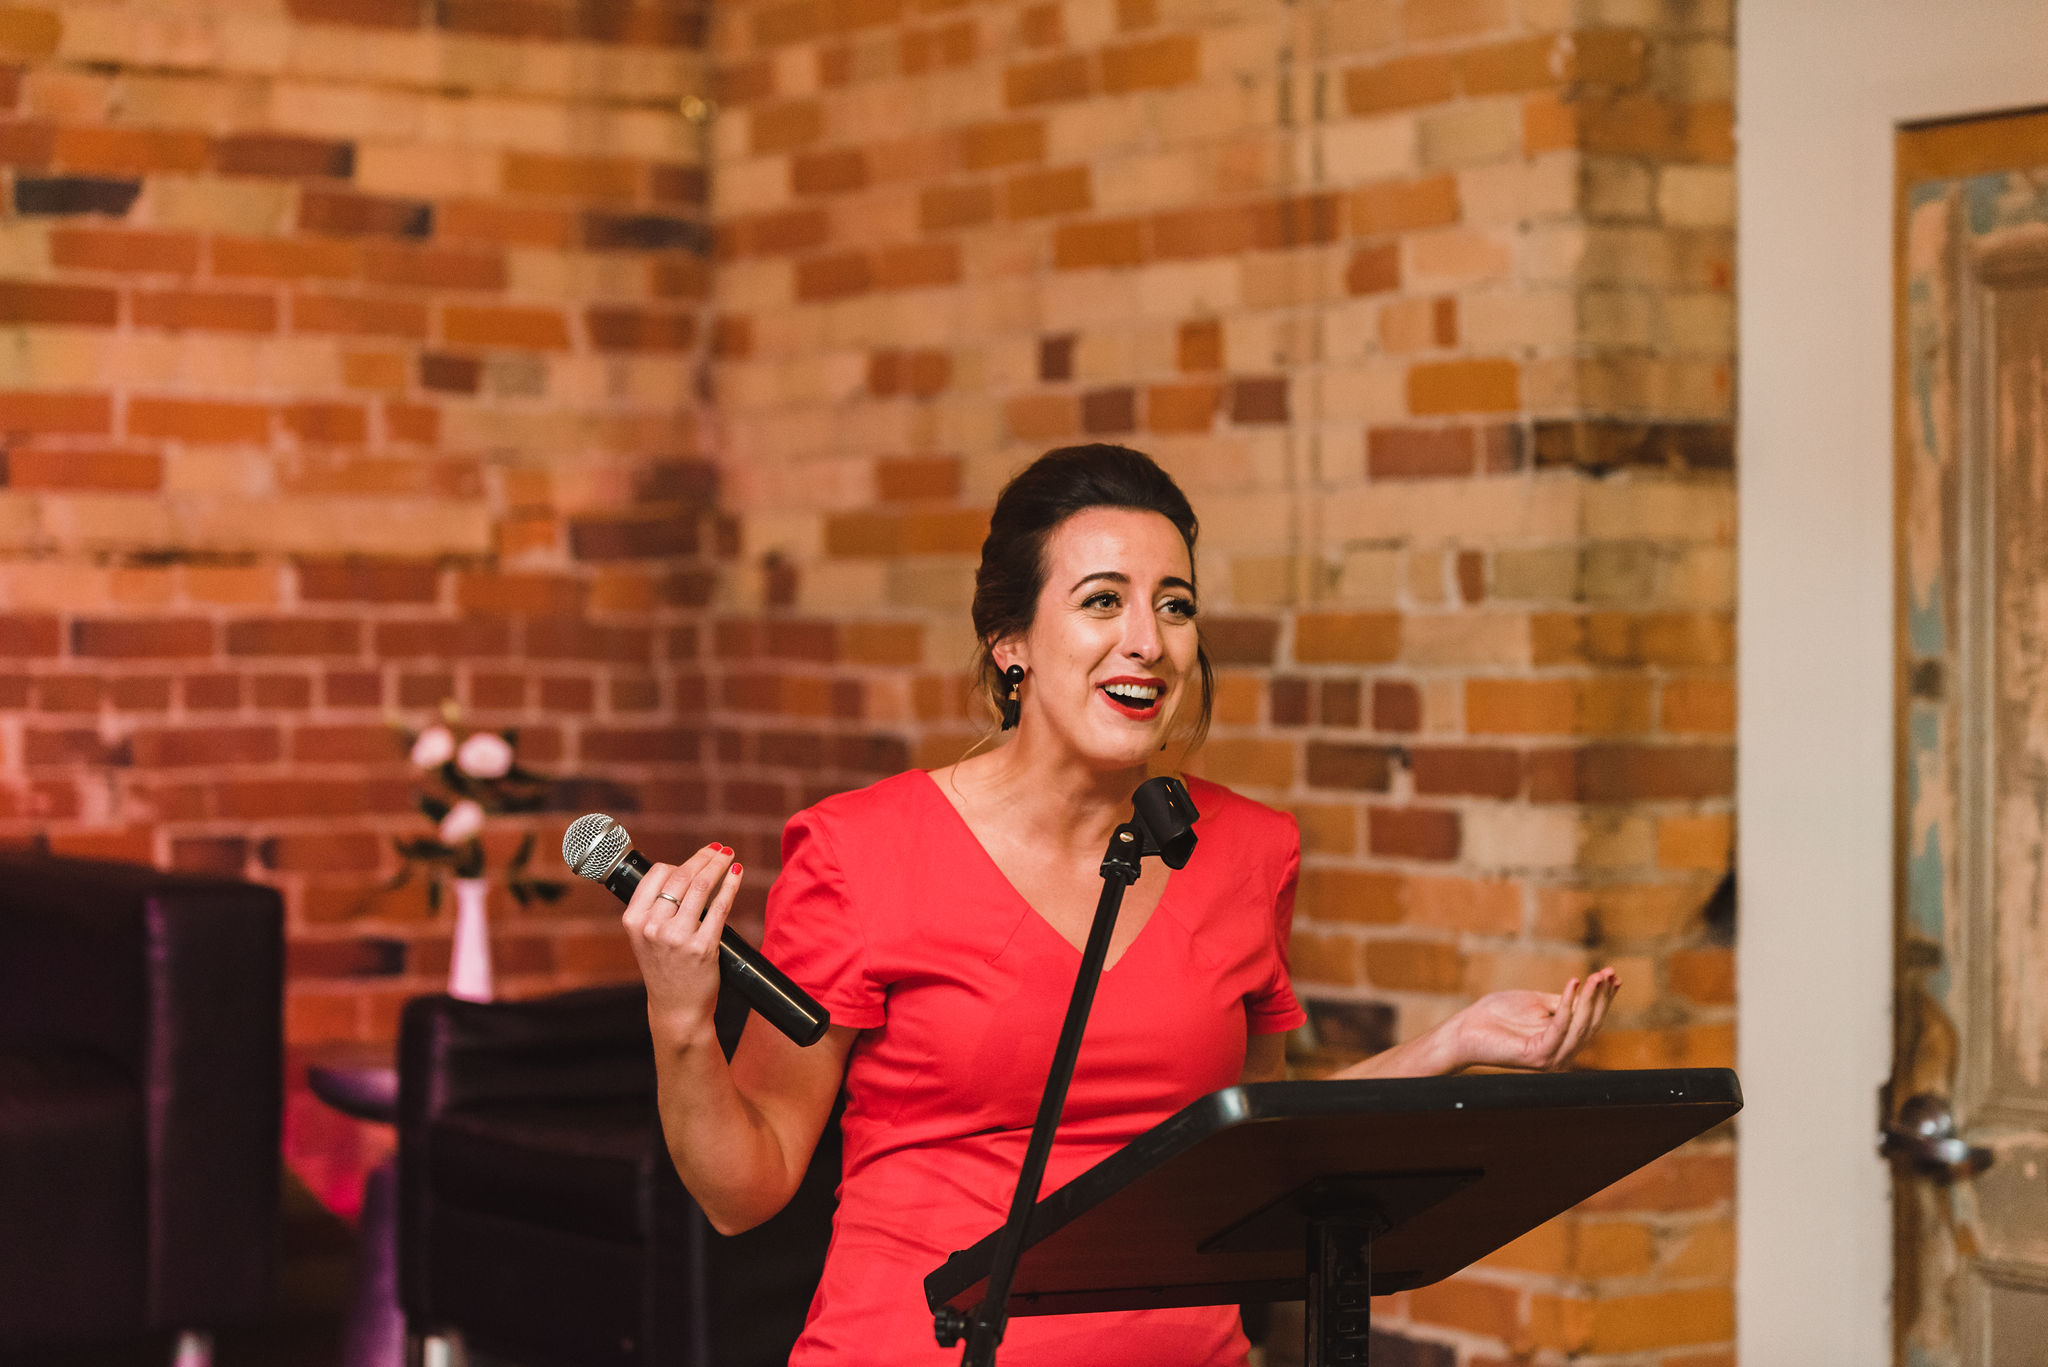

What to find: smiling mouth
left=1098, top=681, right=1164, bottom=719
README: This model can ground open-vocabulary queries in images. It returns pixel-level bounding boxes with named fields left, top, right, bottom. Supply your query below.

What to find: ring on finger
left=655, top=892, right=682, bottom=906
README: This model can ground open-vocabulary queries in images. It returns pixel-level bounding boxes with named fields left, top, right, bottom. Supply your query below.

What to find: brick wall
left=0, top=0, right=729, bottom=1191
left=707, top=0, right=1734, bottom=1360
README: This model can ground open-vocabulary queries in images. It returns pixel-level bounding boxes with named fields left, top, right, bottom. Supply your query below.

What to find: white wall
left=1738, top=2, right=2048, bottom=1360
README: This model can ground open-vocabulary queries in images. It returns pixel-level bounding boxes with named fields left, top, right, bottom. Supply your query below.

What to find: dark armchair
left=0, top=856, right=285, bottom=1353
left=397, top=984, right=838, bottom=1367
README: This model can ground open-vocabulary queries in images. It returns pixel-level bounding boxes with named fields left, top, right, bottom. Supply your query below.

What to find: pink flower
left=439, top=799, right=486, bottom=844
left=456, top=731, right=515, bottom=779
left=410, top=725, right=456, bottom=768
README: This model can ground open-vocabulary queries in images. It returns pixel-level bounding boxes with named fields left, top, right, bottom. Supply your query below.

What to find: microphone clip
left=1099, top=776, right=1200, bottom=885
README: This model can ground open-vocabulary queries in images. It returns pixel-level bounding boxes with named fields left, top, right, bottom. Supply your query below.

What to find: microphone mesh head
left=563, top=813, right=630, bottom=881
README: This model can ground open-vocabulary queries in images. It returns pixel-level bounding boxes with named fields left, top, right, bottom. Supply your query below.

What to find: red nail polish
left=730, top=864, right=743, bottom=875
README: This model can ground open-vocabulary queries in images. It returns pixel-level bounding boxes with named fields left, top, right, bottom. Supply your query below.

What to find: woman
left=622, top=445, right=1617, bottom=1366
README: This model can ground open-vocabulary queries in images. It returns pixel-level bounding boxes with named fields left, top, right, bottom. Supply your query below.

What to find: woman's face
left=1000, top=506, right=1201, bottom=770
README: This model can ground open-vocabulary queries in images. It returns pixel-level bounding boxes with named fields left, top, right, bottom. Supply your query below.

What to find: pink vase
left=448, top=878, right=493, bottom=1002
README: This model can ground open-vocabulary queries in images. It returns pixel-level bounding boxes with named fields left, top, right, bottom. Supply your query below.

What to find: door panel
left=1896, top=110, right=2048, bottom=1367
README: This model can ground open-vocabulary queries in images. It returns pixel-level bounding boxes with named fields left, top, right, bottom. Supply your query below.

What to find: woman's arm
left=1333, top=969, right=1620, bottom=1082
left=624, top=843, right=851, bottom=1235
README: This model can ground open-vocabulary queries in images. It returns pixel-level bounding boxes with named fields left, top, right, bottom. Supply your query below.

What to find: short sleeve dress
left=759, top=769, right=1307, bottom=1367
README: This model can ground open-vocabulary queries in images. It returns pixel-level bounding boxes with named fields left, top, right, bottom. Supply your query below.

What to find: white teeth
left=1102, top=683, right=1161, bottom=703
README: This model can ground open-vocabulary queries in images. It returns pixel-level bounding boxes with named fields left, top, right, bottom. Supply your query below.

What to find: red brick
left=1409, top=358, right=1520, bottom=414
left=362, top=244, right=506, bottom=291
left=1668, top=946, right=1734, bottom=1005
left=1345, top=242, right=1401, bottom=295
left=72, top=618, right=212, bottom=657
left=48, top=227, right=198, bottom=274
left=1372, top=680, right=1421, bottom=731
left=456, top=572, right=587, bottom=615
left=1100, top=34, right=1198, bottom=93
left=54, top=126, right=210, bottom=174
left=1369, top=425, right=1475, bottom=479
left=796, top=252, right=871, bottom=300
left=1081, top=387, right=1135, bottom=434
left=1230, top=376, right=1288, bottom=424
left=1054, top=218, right=1145, bottom=269
left=586, top=306, right=696, bottom=351
left=1004, top=165, right=1090, bottom=219
left=224, top=618, right=362, bottom=656
left=873, top=242, right=960, bottom=289
left=960, top=118, right=1044, bottom=169
left=299, top=188, right=431, bottom=238
left=1344, top=52, right=1457, bottom=115
left=131, top=288, right=277, bottom=332
left=872, top=458, right=959, bottom=506
left=210, top=235, right=359, bottom=280
left=0, top=280, right=119, bottom=325
left=1368, top=806, right=1461, bottom=860
left=1017, top=2, right=1062, bottom=46
left=1005, top=53, right=1091, bottom=106
left=582, top=727, right=702, bottom=763
left=259, top=833, right=381, bottom=872
left=920, top=183, right=996, bottom=231
left=296, top=558, right=438, bottom=603
left=216, top=132, right=354, bottom=178
left=130, top=726, right=280, bottom=767
left=108, top=676, right=171, bottom=710
left=1305, top=742, right=1393, bottom=792
left=32, top=675, right=101, bottom=711
left=901, top=19, right=976, bottom=74
left=182, top=674, right=240, bottom=709
left=1177, top=319, right=1222, bottom=371
left=1203, top=617, right=1280, bottom=665
left=289, top=724, right=399, bottom=764
left=0, top=392, right=106, bottom=436
left=791, top=147, right=866, bottom=195
left=502, top=150, right=639, bottom=200
left=441, top=304, right=569, bottom=350
left=1349, top=174, right=1460, bottom=234
left=286, top=0, right=421, bottom=26
left=435, top=199, right=576, bottom=248
left=1145, top=382, right=1218, bottom=433
left=1152, top=204, right=1255, bottom=259
left=749, top=100, right=823, bottom=155
left=291, top=293, right=429, bottom=338
left=128, top=397, right=269, bottom=443
left=1411, top=746, right=1522, bottom=798
left=1366, top=937, right=1467, bottom=993
left=374, top=618, right=513, bottom=658
left=3, top=447, right=159, bottom=490
left=1295, top=612, right=1400, bottom=663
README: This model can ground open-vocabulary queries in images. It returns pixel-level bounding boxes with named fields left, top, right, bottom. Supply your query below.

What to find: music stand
left=927, top=1067, right=1740, bottom=1365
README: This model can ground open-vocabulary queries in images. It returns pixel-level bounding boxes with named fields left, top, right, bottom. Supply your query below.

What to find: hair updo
left=970, top=444, right=1214, bottom=751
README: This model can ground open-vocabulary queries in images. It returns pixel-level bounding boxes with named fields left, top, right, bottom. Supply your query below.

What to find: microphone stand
left=933, top=777, right=1197, bottom=1367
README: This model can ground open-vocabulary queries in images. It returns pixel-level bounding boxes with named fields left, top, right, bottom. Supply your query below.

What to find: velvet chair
left=396, top=983, right=838, bottom=1367
left=0, top=855, right=285, bottom=1359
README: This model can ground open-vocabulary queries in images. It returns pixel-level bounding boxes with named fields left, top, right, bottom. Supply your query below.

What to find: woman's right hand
left=620, top=842, right=745, bottom=1047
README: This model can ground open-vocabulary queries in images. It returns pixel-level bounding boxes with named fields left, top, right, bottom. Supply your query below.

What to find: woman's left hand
left=1440, top=968, right=1619, bottom=1073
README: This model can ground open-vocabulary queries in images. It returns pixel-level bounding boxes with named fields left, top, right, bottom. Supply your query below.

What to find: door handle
left=1881, top=1093, right=1993, bottom=1180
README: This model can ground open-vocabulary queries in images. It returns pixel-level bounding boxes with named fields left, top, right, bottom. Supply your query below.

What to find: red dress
left=761, top=770, right=1306, bottom=1367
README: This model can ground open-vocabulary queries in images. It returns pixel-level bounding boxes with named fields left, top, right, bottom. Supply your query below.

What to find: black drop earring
left=999, top=664, right=1026, bottom=730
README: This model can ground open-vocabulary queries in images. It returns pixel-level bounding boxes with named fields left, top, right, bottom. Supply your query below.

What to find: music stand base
left=1305, top=1212, right=1376, bottom=1367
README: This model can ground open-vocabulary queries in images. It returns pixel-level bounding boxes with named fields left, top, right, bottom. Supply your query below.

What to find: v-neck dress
left=760, top=770, right=1306, bottom=1366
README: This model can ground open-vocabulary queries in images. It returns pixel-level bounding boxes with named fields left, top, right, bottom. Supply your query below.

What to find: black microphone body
left=601, top=844, right=830, bottom=1048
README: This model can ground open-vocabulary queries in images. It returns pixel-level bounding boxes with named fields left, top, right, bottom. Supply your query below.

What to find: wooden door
left=1895, top=108, right=2048, bottom=1367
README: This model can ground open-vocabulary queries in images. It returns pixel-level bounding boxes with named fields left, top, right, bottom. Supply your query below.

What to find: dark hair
left=971, top=444, right=1214, bottom=752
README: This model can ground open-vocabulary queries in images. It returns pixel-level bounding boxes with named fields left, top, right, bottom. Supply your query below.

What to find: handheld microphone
left=562, top=814, right=831, bottom=1047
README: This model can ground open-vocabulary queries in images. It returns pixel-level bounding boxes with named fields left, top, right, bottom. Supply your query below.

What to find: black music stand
left=927, top=1067, right=1740, bottom=1365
